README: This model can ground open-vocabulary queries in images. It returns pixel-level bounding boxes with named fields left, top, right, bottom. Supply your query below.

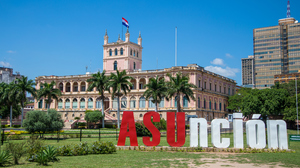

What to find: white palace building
left=34, top=29, right=237, bottom=128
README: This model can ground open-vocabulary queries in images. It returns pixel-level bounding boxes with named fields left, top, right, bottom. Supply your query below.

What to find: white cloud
left=204, top=66, right=239, bottom=78
left=226, top=53, right=233, bottom=58
left=210, top=58, right=225, bottom=66
left=0, top=61, right=11, bottom=67
left=6, top=50, right=16, bottom=54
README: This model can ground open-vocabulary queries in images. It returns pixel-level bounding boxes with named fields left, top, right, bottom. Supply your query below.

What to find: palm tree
left=38, top=81, right=61, bottom=113
left=143, top=76, right=168, bottom=112
left=87, top=70, right=110, bottom=128
left=1, top=82, right=22, bottom=127
left=108, top=70, right=133, bottom=128
left=167, top=72, right=197, bottom=119
left=16, top=76, right=36, bottom=127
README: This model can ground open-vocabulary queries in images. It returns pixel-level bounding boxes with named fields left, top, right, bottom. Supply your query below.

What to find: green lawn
left=3, top=129, right=300, bottom=167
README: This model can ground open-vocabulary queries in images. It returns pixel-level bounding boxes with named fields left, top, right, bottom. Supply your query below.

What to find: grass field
left=3, top=129, right=300, bottom=167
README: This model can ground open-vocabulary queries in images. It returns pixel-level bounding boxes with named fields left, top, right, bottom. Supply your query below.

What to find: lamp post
left=297, top=77, right=299, bottom=134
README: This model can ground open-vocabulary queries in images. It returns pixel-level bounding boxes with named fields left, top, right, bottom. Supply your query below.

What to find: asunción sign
left=117, top=112, right=288, bottom=150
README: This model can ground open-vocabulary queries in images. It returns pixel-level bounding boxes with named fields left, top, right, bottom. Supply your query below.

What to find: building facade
left=0, top=67, right=21, bottom=84
left=34, top=30, right=236, bottom=128
left=274, top=70, right=300, bottom=84
left=241, top=55, right=255, bottom=88
left=254, top=17, right=300, bottom=89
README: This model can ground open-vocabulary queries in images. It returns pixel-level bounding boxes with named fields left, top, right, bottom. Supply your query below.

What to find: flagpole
left=122, top=22, right=123, bottom=41
left=175, top=27, right=177, bottom=66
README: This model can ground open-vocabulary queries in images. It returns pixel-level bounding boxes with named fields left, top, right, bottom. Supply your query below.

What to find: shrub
left=78, top=122, right=86, bottom=126
left=57, top=144, right=73, bottom=156
left=90, top=141, right=116, bottom=154
left=43, top=146, right=59, bottom=162
left=26, top=137, right=45, bottom=162
left=7, top=134, right=23, bottom=140
left=12, top=125, right=21, bottom=128
left=135, top=122, right=151, bottom=137
left=35, top=152, right=48, bottom=165
left=153, top=118, right=167, bottom=130
left=185, top=124, right=190, bottom=129
left=72, top=142, right=89, bottom=156
left=6, top=142, right=26, bottom=164
left=0, top=150, right=11, bottom=166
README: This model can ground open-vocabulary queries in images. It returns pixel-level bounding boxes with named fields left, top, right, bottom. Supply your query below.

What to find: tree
left=166, top=72, right=196, bottom=119
left=108, top=70, right=133, bottom=128
left=240, top=89, right=288, bottom=121
left=143, top=76, right=168, bottom=112
left=23, top=109, right=64, bottom=138
left=1, top=82, right=22, bottom=127
left=84, top=111, right=104, bottom=128
left=227, top=87, right=252, bottom=112
left=87, top=70, right=110, bottom=128
left=15, top=76, right=36, bottom=127
left=38, top=81, right=61, bottom=112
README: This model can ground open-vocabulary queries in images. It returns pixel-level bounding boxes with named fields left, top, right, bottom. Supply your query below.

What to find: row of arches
left=197, top=97, right=226, bottom=111
left=108, top=48, right=139, bottom=57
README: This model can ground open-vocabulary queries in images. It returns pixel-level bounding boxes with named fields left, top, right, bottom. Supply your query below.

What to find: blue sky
left=1, top=0, right=300, bottom=85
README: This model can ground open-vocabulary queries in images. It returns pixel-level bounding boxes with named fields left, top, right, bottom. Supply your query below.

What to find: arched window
left=137, top=51, right=139, bottom=57
left=120, top=48, right=123, bottom=55
left=65, top=99, right=70, bottom=109
left=134, top=50, right=136, bottom=56
left=183, top=96, right=188, bottom=107
left=174, top=96, right=178, bottom=107
left=228, top=87, right=231, bottom=95
left=198, top=97, right=200, bottom=108
left=219, top=102, right=222, bottom=111
left=130, top=49, right=132, bottom=55
left=139, top=97, right=145, bottom=108
left=59, top=83, right=63, bottom=92
left=80, top=98, right=85, bottom=109
left=96, top=98, right=101, bottom=109
left=73, top=98, right=78, bottom=109
left=159, top=97, right=164, bottom=107
left=88, top=98, right=93, bottom=109
left=109, top=49, right=112, bottom=56
left=204, top=99, right=206, bottom=109
left=58, top=99, right=63, bottom=109
left=209, top=100, right=212, bottom=110
left=114, top=61, right=117, bottom=70
left=149, top=97, right=155, bottom=108
left=139, top=114, right=143, bottom=118
left=113, top=114, right=115, bottom=117
left=121, top=97, right=127, bottom=108
left=133, top=62, right=136, bottom=69
left=38, top=100, right=43, bottom=108
left=115, top=48, right=118, bottom=55
left=214, top=102, right=217, bottom=110
left=130, top=97, right=136, bottom=108
left=113, top=98, right=118, bottom=109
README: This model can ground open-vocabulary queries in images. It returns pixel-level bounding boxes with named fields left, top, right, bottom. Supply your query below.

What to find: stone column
left=85, top=97, right=88, bottom=109
left=62, top=99, right=65, bottom=109
left=127, top=96, right=130, bottom=109
left=93, top=97, right=96, bottom=109
left=70, top=82, right=73, bottom=92
left=63, top=82, right=66, bottom=92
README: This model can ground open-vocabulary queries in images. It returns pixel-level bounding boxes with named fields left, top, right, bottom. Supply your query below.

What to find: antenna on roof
left=287, top=0, right=291, bottom=18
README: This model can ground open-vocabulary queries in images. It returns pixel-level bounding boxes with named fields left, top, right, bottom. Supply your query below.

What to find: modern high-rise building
left=241, top=55, right=254, bottom=88
left=254, top=16, right=300, bottom=89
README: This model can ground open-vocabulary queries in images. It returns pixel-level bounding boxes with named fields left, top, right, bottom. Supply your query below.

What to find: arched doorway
left=104, top=97, right=110, bottom=110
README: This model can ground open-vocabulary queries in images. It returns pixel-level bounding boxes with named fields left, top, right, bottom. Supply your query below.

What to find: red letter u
left=167, top=112, right=185, bottom=147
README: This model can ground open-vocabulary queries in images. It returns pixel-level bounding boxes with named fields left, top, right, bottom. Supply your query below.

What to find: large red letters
left=167, top=112, right=186, bottom=147
left=143, top=112, right=161, bottom=146
left=117, top=111, right=186, bottom=147
left=117, top=111, right=138, bottom=146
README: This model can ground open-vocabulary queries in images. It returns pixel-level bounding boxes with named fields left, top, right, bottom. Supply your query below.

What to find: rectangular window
left=210, top=83, right=211, bottom=90
left=198, top=80, right=201, bottom=88
left=204, top=82, right=206, bottom=89
left=219, top=86, right=221, bottom=93
left=215, top=85, right=216, bottom=91
left=81, top=86, right=86, bottom=91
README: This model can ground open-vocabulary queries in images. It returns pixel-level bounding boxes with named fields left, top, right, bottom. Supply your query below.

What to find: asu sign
left=117, top=112, right=288, bottom=150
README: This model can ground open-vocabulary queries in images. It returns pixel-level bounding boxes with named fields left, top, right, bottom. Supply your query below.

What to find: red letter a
left=117, top=111, right=138, bottom=146
left=143, top=112, right=161, bottom=146
left=167, top=112, right=185, bottom=147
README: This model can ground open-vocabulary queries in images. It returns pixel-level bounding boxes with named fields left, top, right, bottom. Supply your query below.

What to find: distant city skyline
left=1, top=0, right=300, bottom=85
